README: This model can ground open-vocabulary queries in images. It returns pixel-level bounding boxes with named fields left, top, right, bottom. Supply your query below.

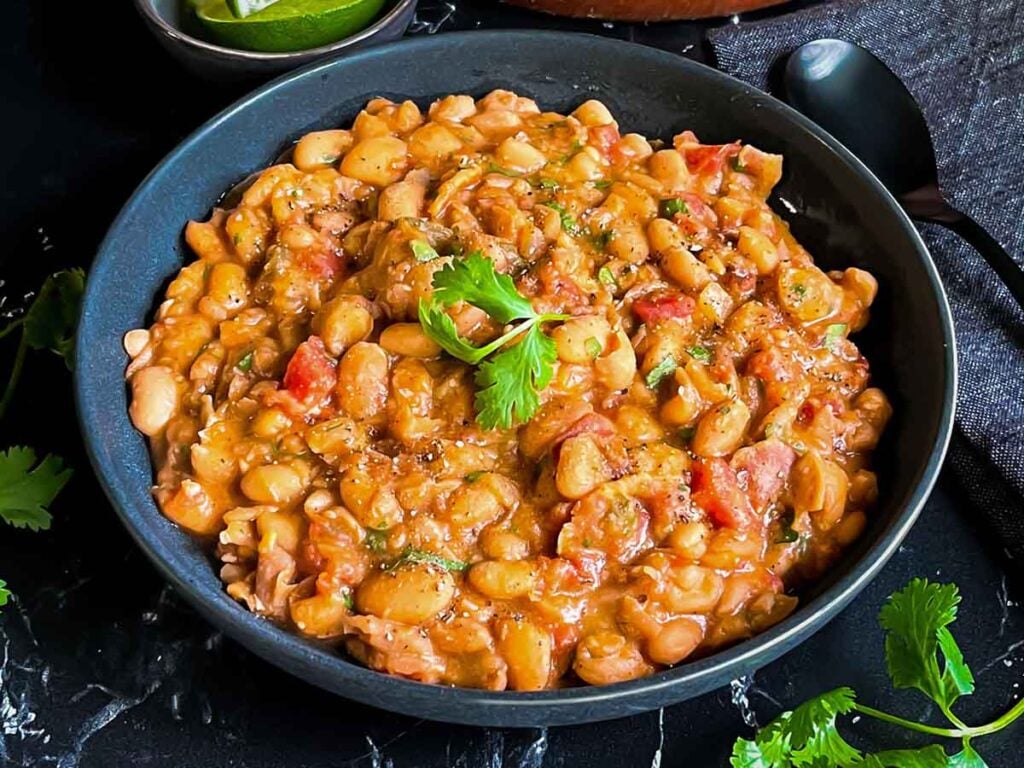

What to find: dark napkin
left=709, top=0, right=1024, bottom=562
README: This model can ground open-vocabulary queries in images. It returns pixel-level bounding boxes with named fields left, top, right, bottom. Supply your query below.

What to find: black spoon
left=783, top=38, right=1024, bottom=311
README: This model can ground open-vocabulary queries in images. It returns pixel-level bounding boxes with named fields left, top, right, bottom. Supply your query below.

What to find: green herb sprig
left=417, top=252, right=568, bottom=430
left=731, top=579, right=1024, bottom=767
left=0, top=269, right=83, bottom=606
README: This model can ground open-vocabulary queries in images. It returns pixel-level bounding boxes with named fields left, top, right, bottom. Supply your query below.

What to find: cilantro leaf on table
left=730, top=579, right=1023, bottom=767
left=430, top=251, right=534, bottom=323
left=857, top=746, right=949, bottom=768
left=0, top=580, right=9, bottom=607
left=948, top=741, right=988, bottom=768
left=788, top=687, right=861, bottom=766
left=731, top=687, right=860, bottom=768
left=879, top=579, right=975, bottom=710
left=730, top=717, right=793, bottom=768
left=23, top=268, right=86, bottom=368
left=474, top=324, right=556, bottom=430
left=0, top=447, right=72, bottom=532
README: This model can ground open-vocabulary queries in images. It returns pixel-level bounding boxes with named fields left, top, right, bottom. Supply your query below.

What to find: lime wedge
left=195, top=0, right=386, bottom=53
left=226, top=0, right=281, bottom=19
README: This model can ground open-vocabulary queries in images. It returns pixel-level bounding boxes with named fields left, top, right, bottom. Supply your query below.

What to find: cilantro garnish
left=824, top=323, right=848, bottom=354
left=730, top=580, right=1024, bottom=767
left=542, top=201, right=582, bottom=236
left=417, top=252, right=568, bottom=429
left=538, top=178, right=560, bottom=191
left=410, top=239, right=441, bottom=263
left=487, top=163, right=521, bottom=177
left=392, top=547, right=467, bottom=572
left=598, top=266, right=618, bottom=289
left=584, top=337, right=604, bottom=359
left=236, top=351, right=254, bottom=373
left=659, top=198, right=688, bottom=218
left=474, top=323, right=557, bottom=431
left=364, top=527, right=388, bottom=553
left=645, top=357, right=677, bottom=389
left=686, top=345, right=713, bottom=364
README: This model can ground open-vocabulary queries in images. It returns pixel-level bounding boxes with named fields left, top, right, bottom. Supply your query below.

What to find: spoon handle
left=934, top=210, right=1024, bottom=313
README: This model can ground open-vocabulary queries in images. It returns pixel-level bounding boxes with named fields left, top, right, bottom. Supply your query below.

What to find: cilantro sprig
left=417, top=252, right=567, bottom=429
left=0, top=269, right=83, bottom=607
left=731, top=580, right=1024, bottom=767
left=0, top=269, right=84, bottom=419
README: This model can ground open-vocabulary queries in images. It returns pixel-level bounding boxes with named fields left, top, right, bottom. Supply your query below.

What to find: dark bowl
left=133, top=0, right=418, bottom=82
left=75, top=30, right=956, bottom=727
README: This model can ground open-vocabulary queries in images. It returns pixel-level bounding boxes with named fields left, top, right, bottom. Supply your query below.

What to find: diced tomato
left=730, top=440, right=796, bottom=511
left=587, top=124, right=621, bottom=157
left=745, top=345, right=802, bottom=407
left=682, top=141, right=742, bottom=176
left=551, top=623, right=581, bottom=658
left=632, top=290, right=696, bottom=324
left=691, top=457, right=758, bottom=530
left=299, top=248, right=342, bottom=280
left=283, top=335, right=337, bottom=406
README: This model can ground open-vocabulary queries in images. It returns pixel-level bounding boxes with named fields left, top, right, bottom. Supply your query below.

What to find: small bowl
left=134, top=0, right=418, bottom=82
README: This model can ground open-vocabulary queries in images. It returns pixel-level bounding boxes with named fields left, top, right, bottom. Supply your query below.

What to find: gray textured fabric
left=710, top=0, right=1024, bottom=561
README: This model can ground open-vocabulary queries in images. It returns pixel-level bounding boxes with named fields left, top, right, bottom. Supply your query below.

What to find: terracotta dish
left=504, top=0, right=789, bottom=21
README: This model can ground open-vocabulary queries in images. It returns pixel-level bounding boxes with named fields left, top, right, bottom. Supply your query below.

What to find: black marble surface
left=1, top=1, right=1022, bottom=766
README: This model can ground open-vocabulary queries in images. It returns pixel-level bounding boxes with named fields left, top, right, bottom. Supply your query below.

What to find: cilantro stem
left=962, top=696, right=1024, bottom=737
left=0, top=330, right=28, bottom=422
left=941, top=705, right=970, bottom=732
left=853, top=697, right=1024, bottom=739
left=472, top=311, right=568, bottom=361
left=0, top=318, right=24, bottom=342
left=852, top=704, right=962, bottom=738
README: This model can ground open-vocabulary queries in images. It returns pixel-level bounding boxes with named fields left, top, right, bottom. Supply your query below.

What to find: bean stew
left=124, top=91, right=890, bottom=690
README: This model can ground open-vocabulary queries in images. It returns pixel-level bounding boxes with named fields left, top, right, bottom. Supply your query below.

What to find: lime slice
left=226, top=0, right=281, bottom=19
left=195, top=0, right=386, bottom=53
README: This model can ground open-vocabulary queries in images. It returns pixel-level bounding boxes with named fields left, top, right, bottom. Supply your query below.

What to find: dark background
left=1, top=1, right=1021, bottom=766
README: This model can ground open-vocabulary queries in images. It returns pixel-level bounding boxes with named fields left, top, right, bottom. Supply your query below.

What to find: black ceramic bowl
left=75, top=31, right=956, bottom=727
left=134, top=0, right=418, bottom=81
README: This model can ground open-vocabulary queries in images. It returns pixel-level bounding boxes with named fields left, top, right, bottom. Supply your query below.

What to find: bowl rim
left=76, top=29, right=958, bottom=726
left=132, top=0, right=418, bottom=61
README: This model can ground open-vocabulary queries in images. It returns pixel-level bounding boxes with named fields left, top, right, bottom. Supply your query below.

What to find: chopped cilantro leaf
left=410, top=239, right=441, bottom=263
left=659, top=198, right=688, bottom=218
left=686, top=345, right=713, bottom=364
left=645, top=357, right=677, bottom=389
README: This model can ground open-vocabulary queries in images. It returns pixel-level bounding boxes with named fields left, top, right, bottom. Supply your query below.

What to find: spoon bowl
left=784, top=38, right=1024, bottom=311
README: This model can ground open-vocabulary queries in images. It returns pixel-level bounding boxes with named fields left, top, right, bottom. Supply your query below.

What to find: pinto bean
left=497, top=618, right=552, bottom=691
left=129, top=366, right=178, bottom=436
left=355, top=563, right=455, bottom=624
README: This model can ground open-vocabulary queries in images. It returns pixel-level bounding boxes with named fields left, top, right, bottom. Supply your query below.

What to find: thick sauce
left=125, top=91, right=890, bottom=690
